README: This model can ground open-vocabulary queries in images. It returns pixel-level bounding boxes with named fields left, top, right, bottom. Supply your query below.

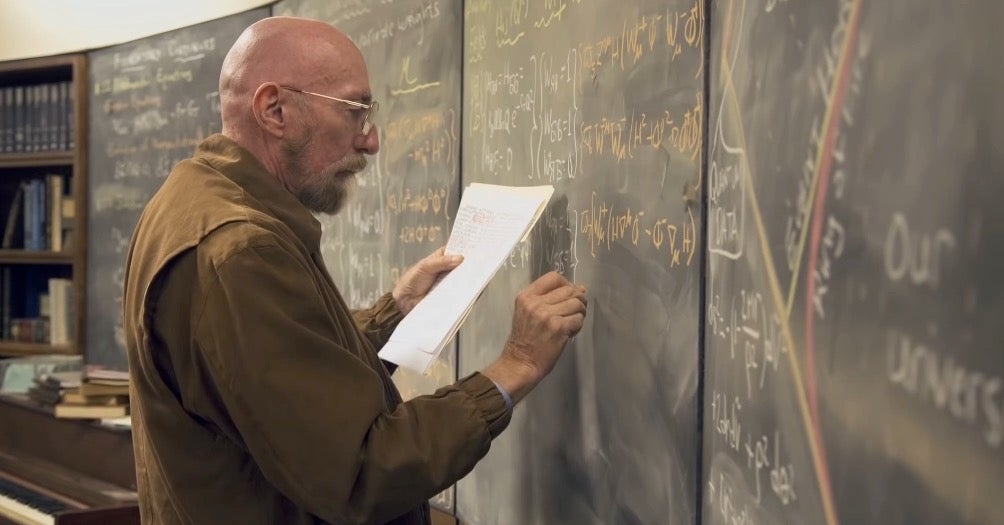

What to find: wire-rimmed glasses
left=279, top=85, right=379, bottom=135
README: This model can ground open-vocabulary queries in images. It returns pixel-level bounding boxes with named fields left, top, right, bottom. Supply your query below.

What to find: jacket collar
left=194, top=134, right=322, bottom=251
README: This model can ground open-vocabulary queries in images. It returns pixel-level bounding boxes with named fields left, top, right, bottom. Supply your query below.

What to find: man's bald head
left=219, top=16, right=367, bottom=139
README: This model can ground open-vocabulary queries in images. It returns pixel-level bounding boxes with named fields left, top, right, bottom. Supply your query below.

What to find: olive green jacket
left=123, top=134, right=510, bottom=524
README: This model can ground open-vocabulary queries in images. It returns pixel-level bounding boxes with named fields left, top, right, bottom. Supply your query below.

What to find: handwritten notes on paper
left=380, top=183, right=553, bottom=373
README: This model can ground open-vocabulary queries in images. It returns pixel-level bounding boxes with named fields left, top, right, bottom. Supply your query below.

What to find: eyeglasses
left=279, top=85, right=379, bottom=135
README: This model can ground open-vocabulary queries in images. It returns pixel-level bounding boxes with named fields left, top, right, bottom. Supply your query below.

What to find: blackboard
left=86, top=8, right=268, bottom=372
left=458, top=1, right=705, bottom=524
left=271, top=0, right=464, bottom=512
left=704, top=1, right=1004, bottom=525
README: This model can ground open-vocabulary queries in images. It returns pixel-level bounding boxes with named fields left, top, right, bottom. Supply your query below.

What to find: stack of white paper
left=378, top=183, right=554, bottom=373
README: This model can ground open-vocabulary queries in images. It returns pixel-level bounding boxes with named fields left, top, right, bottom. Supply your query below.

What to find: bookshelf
left=0, top=54, right=88, bottom=358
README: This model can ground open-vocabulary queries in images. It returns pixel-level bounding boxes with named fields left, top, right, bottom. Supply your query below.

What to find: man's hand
left=483, top=271, right=587, bottom=404
left=392, top=247, right=463, bottom=315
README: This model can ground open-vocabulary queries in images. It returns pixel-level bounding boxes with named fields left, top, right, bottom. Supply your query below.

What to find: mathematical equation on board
left=383, top=109, right=459, bottom=174
left=467, top=0, right=704, bottom=182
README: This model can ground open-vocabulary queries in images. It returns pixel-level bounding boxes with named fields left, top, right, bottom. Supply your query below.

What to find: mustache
left=338, top=154, right=368, bottom=173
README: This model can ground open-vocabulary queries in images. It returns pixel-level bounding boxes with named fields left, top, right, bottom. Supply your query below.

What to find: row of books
left=27, top=369, right=129, bottom=420
left=0, top=81, right=75, bottom=154
left=0, top=272, right=74, bottom=345
left=2, top=174, right=74, bottom=251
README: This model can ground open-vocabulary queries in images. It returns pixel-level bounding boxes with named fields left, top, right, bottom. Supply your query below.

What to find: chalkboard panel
left=458, top=1, right=705, bottom=524
left=86, top=8, right=268, bottom=372
left=704, top=1, right=1004, bottom=525
left=271, top=0, right=463, bottom=511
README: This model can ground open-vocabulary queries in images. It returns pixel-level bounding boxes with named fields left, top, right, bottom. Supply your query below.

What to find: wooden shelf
left=0, top=151, right=75, bottom=168
left=0, top=53, right=87, bottom=362
left=0, top=340, right=76, bottom=357
left=0, top=250, right=74, bottom=264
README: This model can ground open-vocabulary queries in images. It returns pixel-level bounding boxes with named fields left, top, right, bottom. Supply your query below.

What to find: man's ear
left=252, top=83, right=285, bottom=137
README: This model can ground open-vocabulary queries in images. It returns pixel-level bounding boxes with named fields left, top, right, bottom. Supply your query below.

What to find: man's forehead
left=315, top=59, right=371, bottom=97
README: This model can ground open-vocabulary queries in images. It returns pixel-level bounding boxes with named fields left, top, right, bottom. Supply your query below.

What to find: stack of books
left=26, top=369, right=79, bottom=406
left=27, top=369, right=129, bottom=419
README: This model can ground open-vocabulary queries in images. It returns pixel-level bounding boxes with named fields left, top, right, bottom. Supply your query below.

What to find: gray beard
left=296, top=154, right=367, bottom=215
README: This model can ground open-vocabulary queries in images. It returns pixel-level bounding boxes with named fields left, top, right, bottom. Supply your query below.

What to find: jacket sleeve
left=351, top=292, right=404, bottom=350
left=194, top=239, right=510, bottom=524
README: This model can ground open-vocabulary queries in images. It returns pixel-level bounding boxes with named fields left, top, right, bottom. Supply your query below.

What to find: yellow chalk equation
left=385, top=185, right=451, bottom=219
left=533, top=0, right=581, bottom=29
left=577, top=192, right=697, bottom=268
left=390, top=56, right=441, bottom=96
left=578, top=0, right=703, bottom=75
left=580, top=92, right=703, bottom=162
left=398, top=223, right=445, bottom=245
left=495, top=0, right=529, bottom=47
left=383, top=110, right=458, bottom=170
left=385, top=111, right=448, bottom=143
left=408, top=133, right=454, bottom=169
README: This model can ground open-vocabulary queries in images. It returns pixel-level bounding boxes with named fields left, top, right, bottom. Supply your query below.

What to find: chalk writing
left=352, top=1, right=440, bottom=49
left=398, top=223, right=444, bottom=245
left=386, top=185, right=451, bottom=218
left=342, top=199, right=384, bottom=235
left=112, top=48, right=161, bottom=71
left=575, top=193, right=697, bottom=268
left=708, top=116, right=746, bottom=260
left=391, top=55, right=441, bottom=96
left=708, top=469, right=757, bottom=525
left=811, top=216, right=844, bottom=318
left=810, top=30, right=867, bottom=319
left=783, top=0, right=857, bottom=276
left=815, top=0, right=856, bottom=104
left=167, top=37, right=216, bottom=61
left=101, top=93, right=162, bottom=114
left=468, top=23, right=488, bottom=65
left=709, top=287, right=788, bottom=399
left=528, top=49, right=580, bottom=181
left=579, top=92, right=703, bottom=163
left=887, top=327, right=1002, bottom=449
left=711, top=384, right=799, bottom=513
left=506, top=204, right=578, bottom=277
left=883, top=213, right=956, bottom=290
left=495, top=0, right=529, bottom=47
left=768, top=432, right=797, bottom=505
left=712, top=390, right=743, bottom=453
left=578, top=1, right=703, bottom=75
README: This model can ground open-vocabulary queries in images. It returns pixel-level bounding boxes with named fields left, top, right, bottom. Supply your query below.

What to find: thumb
left=421, top=252, right=463, bottom=274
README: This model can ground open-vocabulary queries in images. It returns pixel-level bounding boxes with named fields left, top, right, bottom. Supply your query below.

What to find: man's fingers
left=562, top=312, right=585, bottom=336
left=525, top=271, right=571, bottom=295
left=539, top=283, right=587, bottom=305
left=420, top=252, right=463, bottom=275
left=548, top=295, right=588, bottom=317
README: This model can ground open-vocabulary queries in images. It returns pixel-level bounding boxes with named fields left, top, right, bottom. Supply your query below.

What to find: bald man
left=123, top=16, right=587, bottom=525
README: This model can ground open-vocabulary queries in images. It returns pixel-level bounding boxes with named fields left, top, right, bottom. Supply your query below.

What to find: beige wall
left=0, top=0, right=272, bottom=62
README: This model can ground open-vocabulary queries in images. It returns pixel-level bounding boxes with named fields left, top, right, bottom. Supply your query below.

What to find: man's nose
left=355, top=125, right=379, bottom=155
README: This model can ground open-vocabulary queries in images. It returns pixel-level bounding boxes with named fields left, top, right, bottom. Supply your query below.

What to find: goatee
left=298, top=154, right=367, bottom=215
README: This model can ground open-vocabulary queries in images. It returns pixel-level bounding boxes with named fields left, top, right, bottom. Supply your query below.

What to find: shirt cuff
left=490, top=379, right=514, bottom=414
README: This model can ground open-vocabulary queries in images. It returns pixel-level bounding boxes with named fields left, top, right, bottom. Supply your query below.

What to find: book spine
left=25, top=85, right=35, bottom=152
left=1, top=87, right=11, bottom=153
left=67, top=82, right=74, bottom=150
left=13, top=86, right=24, bottom=153
left=58, top=82, right=69, bottom=150
left=48, top=83, right=58, bottom=151
left=22, top=181, right=33, bottom=250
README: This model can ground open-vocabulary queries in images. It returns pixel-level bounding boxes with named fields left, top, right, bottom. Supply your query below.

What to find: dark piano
left=0, top=393, right=138, bottom=525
